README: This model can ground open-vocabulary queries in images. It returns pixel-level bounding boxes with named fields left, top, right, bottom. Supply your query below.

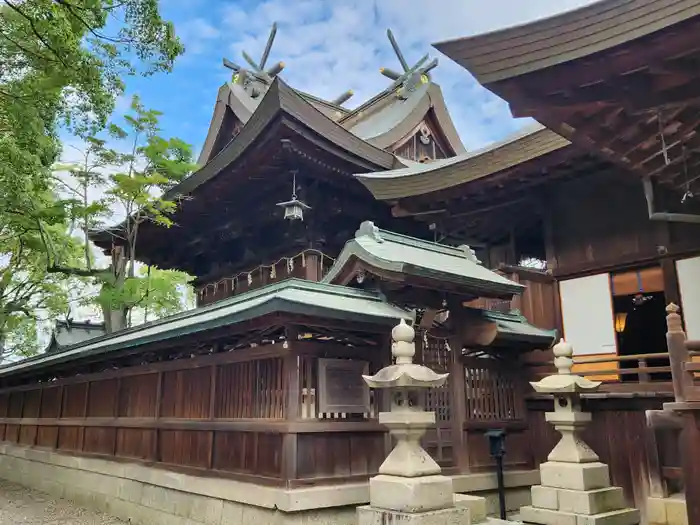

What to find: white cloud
left=177, top=17, right=221, bottom=56
left=205, top=0, right=598, bottom=148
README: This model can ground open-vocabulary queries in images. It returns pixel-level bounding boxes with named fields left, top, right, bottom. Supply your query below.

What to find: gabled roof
left=355, top=124, right=570, bottom=200
left=433, top=0, right=700, bottom=85
left=323, top=221, right=524, bottom=298
left=155, top=78, right=401, bottom=202
left=199, top=77, right=464, bottom=167
left=198, top=82, right=358, bottom=165
left=340, top=82, right=465, bottom=155
left=45, top=320, right=106, bottom=354
left=0, top=279, right=412, bottom=378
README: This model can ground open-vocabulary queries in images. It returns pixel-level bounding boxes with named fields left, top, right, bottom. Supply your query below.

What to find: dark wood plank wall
left=0, top=330, right=545, bottom=488
left=0, top=341, right=392, bottom=488
left=547, top=171, right=700, bottom=278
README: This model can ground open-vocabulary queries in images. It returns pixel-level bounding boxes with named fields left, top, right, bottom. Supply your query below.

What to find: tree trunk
left=102, top=245, right=129, bottom=333
left=102, top=305, right=128, bottom=333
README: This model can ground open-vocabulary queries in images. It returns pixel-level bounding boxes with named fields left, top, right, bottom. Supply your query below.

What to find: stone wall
left=0, top=443, right=537, bottom=524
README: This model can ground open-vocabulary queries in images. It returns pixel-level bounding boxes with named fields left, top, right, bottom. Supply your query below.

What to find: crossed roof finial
left=222, top=23, right=285, bottom=96
left=221, top=23, right=354, bottom=106
left=380, top=29, right=438, bottom=99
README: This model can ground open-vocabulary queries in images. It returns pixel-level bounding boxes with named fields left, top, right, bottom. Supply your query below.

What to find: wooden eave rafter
left=396, top=152, right=614, bottom=243
left=432, top=0, right=700, bottom=197
left=469, top=16, right=700, bottom=190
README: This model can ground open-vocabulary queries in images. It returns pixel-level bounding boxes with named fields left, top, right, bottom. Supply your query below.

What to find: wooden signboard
left=317, top=358, right=370, bottom=414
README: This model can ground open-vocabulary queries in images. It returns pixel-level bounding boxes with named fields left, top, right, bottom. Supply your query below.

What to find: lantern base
left=369, top=474, right=454, bottom=513
left=358, top=504, right=470, bottom=525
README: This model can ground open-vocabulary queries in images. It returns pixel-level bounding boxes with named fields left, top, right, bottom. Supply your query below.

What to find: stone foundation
left=648, top=494, right=688, bottom=525
left=0, top=443, right=537, bottom=524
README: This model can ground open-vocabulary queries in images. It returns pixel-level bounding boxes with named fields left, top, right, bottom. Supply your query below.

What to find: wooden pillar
left=282, top=326, right=300, bottom=487
left=661, top=258, right=681, bottom=309
left=667, top=304, right=692, bottom=402
left=207, top=365, right=218, bottom=469
left=448, top=314, right=469, bottom=472
left=304, top=252, right=322, bottom=282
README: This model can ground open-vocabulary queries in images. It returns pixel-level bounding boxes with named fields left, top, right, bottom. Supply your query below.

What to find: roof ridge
left=375, top=227, right=476, bottom=259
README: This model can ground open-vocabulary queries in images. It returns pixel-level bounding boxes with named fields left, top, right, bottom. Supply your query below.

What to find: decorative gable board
left=559, top=273, right=617, bottom=356
left=391, top=113, right=451, bottom=161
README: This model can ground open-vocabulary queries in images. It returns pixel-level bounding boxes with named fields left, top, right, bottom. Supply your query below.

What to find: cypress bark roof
left=354, top=125, right=569, bottom=200
left=433, top=0, right=700, bottom=84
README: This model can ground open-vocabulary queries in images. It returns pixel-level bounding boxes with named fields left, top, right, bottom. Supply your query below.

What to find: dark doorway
left=614, top=292, right=670, bottom=382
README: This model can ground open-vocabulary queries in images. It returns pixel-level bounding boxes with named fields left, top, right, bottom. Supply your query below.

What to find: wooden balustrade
left=527, top=352, right=676, bottom=393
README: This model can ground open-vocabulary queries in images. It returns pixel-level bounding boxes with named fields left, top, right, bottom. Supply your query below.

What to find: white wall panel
left=559, top=274, right=617, bottom=356
left=676, top=256, right=700, bottom=341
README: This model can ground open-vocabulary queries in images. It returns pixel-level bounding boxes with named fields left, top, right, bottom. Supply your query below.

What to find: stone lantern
left=520, top=339, right=640, bottom=525
left=357, top=319, right=478, bottom=524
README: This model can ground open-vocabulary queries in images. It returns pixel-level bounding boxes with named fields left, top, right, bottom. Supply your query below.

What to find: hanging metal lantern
left=276, top=171, right=311, bottom=221
left=276, top=196, right=311, bottom=221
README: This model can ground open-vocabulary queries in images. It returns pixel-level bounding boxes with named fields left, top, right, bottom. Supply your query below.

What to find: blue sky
left=110, top=0, right=598, bottom=156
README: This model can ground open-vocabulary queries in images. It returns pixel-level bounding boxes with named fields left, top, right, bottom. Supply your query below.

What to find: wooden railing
left=573, top=352, right=673, bottom=384
left=197, top=251, right=334, bottom=307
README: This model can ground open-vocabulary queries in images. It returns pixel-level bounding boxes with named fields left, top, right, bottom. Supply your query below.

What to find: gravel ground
left=0, top=480, right=126, bottom=524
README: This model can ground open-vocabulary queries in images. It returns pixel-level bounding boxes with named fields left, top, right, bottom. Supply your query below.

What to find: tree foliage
left=49, top=95, right=197, bottom=333
left=0, top=0, right=184, bottom=225
left=0, top=221, right=84, bottom=361
left=0, top=0, right=187, bottom=357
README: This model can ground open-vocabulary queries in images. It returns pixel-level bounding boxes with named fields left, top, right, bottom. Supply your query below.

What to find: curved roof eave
left=433, top=0, right=700, bottom=84
left=197, top=83, right=259, bottom=165
left=355, top=125, right=571, bottom=200
left=0, top=279, right=411, bottom=379
left=323, top=221, right=525, bottom=298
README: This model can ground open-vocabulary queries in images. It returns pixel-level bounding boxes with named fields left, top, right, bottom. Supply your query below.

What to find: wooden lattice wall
left=0, top=341, right=388, bottom=487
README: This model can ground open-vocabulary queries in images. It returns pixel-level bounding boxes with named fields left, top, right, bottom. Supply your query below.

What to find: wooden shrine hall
left=0, top=27, right=559, bottom=525
left=2, top=3, right=700, bottom=524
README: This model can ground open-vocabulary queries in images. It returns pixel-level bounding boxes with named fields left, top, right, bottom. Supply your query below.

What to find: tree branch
left=2, top=0, right=70, bottom=68
left=47, top=264, right=107, bottom=278
left=52, top=0, right=131, bottom=45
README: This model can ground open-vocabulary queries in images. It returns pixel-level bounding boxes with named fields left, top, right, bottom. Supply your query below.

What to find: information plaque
left=317, top=358, right=370, bottom=414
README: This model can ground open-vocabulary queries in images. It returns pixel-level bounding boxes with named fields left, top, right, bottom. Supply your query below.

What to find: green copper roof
left=480, top=308, right=557, bottom=347
left=323, top=221, right=524, bottom=298
left=0, top=279, right=412, bottom=378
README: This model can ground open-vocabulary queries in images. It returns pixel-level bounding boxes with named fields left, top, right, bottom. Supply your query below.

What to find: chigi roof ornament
left=379, top=29, right=438, bottom=100
left=222, top=22, right=285, bottom=98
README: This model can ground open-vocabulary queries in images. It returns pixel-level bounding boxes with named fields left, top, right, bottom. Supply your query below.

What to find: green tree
left=48, top=95, right=196, bottom=332
left=0, top=0, right=186, bottom=355
left=0, top=0, right=184, bottom=229
left=0, top=222, right=84, bottom=361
